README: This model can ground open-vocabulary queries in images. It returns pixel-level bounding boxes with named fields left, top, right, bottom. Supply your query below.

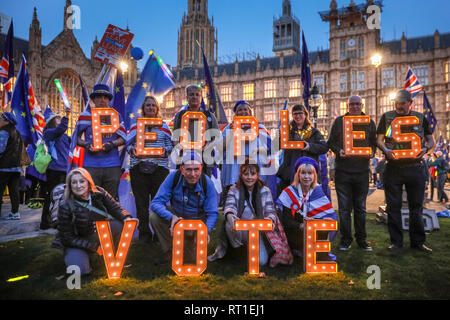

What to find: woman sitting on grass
left=208, top=160, right=293, bottom=267
left=277, top=157, right=337, bottom=260
left=56, top=168, right=137, bottom=275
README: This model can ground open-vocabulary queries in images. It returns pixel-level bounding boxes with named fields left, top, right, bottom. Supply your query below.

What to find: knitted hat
left=89, top=84, right=113, bottom=100
left=181, top=150, right=203, bottom=165
left=233, top=100, right=252, bottom=113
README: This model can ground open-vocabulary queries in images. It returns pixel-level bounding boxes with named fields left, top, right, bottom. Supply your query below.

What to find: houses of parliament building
left=1, top=0, right=450, bottom=140
left=165, top=0, right=450, bottom=139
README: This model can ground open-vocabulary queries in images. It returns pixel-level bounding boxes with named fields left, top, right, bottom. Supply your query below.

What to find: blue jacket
left=43, top=117, right=71, bottom=172
left=150, top=171, right=218, bottom=232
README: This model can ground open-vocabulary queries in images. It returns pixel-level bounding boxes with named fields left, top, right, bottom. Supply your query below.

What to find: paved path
left=1, top=185, right=448, bottom=243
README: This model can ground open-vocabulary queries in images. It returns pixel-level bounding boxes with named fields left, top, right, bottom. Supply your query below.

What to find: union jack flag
left=1, top=20, right=14, bottom=109
left=277, top=185, right=337, bottom=220
left=403, top=66, right=423, bottom=99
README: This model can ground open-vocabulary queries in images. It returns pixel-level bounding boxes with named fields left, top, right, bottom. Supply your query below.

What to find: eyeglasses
left=292, top=112, right=305, bottom=117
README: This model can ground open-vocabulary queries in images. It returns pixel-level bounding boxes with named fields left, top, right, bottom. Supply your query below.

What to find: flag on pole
left=199, top=43, right=228, bottom=125
left=0, top=20, right=14, bottom=110
left=404, top=66, right=424, bottom=99
left=78, top=74, right=89, bottom=109
left=423, top=91, right=437, bottom=134
left=301, top=31, right=311, bottom=111
left=126, top=51, right=176, bottom=141
left=10, top=55, right=45, bottom=146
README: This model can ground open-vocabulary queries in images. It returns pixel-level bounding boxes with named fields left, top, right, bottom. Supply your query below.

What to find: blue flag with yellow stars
left=124, top=51, right=176, bottom=133
left=423, top=92, right=437, bottom=134
left=301, top=31, right=311, bottom=112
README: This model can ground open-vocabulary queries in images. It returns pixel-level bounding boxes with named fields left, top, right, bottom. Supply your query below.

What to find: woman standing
left=57, top=168, right=136, bottom=275
left=277, top=157, right=337, bottom=258
left=41, top=107, right=71, bottom=229
left=209, top=160, right=293, bottom=267
left=128, top=96, right=173, bottom=242
left=276, top=104, right=328, bottom=196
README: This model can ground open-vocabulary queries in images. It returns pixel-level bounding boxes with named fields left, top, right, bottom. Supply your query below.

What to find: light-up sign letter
left=304, top=219, right=338, bottom=274
left=96, top=219, right=137, bottom=279
left=172, top=220, right=208, bottom=276
left=391, top=116, right=421, bottom=159
left=343, top=116, right=372, bottom=156
left=233, top=116, right=259, bottom=157
left=180, top=112, right=207, bottom=150
left=135, top=118, right=165, bottom=156
left=91, top=108, right=120, bottom=150
left=234, top=219, right=273, bottom=275
left=280, top=110, right=305, bottom=150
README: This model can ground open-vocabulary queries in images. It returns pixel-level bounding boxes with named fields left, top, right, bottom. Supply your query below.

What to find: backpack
left=50, top=183, right=66, bottom=228
left=171, top=170, right=208, bottom=195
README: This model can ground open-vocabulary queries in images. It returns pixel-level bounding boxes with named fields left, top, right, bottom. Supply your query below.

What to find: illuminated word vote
left=179, top=112, right=207, bottom=150
left=91, top=108, right=120, bottom=150
left=234, top=220, right=273, bottom=275
left=343, top=116, right=372, bottom=157
left=233, top=117, right=259, bottom=157
left=96, top=220, right=137, bottom=279
left=304, top=219, right=338, bottom=274
left=135, top=118, right=165, bottom=156
left=280, top=110, right=305, bottom=149
left=390, top=116, right=422, bottom=159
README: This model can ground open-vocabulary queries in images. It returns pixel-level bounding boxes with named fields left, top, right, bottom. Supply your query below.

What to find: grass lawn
left=1, top=214, right=449, bottom=300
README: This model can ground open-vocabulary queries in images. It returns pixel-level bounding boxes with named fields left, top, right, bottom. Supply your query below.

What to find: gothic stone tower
left=273, top=0, right=300, bottom=57
left=177, top=0, right=217, bottom=68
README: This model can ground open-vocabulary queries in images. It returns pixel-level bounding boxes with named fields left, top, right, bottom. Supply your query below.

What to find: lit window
left=289, top=79, right=301, bottom=97
left=318, top=102, right=327, bottom=119
left=165, top=91, right=175, bottom=109
left=445, top=61, right=449, bottom=83
left=220, top=85, right=232, bottom=102
left=264, top=106, right=277, bottom=122
left=243, top=83, right=254, bottom=101
left=339, top=101, right=347, bottom=115
left=412, top=93, right=424, bottom=113
left=264, top=80, right=277, bottom=99
left=446, top=92, right=450, bottom=111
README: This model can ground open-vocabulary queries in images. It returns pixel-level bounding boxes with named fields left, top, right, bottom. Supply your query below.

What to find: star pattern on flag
left=142, top=82, right=148, bottom=89
left=21, top=112, right=26, bottom=117
left=31, top=127, right=35, bottom=132
left=129, top=113, right=134, bottom=119
left=115, top=86, right=120, bottom=93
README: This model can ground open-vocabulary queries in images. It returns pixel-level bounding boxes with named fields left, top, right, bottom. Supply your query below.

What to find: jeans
left=129, top=165, right=169, bottom=237
left=84, top=166, right=122, bottom=200
left=335, top=169, right=370, bottom=246
left=437, top=174, right=448, bottom=202
left=0, top=172, right=20, bottom=214
left=384, top=163, right=426, bottom=247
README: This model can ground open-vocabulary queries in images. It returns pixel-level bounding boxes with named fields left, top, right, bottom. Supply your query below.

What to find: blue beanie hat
left=233, top=100, right=252, bottom=113
left=90, top=84, right=113, bottom=100
left=181, top=150, right=203, bottom=165
left=294, top=156, right=319, bottom=174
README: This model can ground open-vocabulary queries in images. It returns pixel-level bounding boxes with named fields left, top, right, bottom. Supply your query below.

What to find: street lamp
left=308, top=83, right=323, bottom=129
left=371, top=53, right=382, bottom=122
left=120, top=61, right=129, bottom=73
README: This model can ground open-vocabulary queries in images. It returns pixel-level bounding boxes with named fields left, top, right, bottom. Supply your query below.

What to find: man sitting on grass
left=150, top=151, right=218, bottom=265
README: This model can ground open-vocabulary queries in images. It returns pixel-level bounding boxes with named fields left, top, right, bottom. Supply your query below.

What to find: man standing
left=377, top=89, right=435, bottom=253
left=172, top=84, right=219, bottom=176
left=150, top=151, right=218, bottom=264
left=327, top=95, right=377, bottom=251
left=428, top=151, right=448, bottom=203
left=76, top=84, right=126, bottom=199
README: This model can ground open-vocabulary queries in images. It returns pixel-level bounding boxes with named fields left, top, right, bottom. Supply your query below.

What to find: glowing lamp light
left=135, top=118, right=165, bottom=156
left=91, top=108, right=120, bottom=150
left=96, top=220, right=137, bottom=279
left=172, top=220, right=208, bottom=276
left=179, top=112, right=207, bottom=150
left=120, top=61, right=129, bottom=73
left=343, top=116, right=372, bottom=157
left=390, top=116, right=421, bottom=159
left=234, top=219, right=273, bottom=275
left=280, top=110, right=305, bottom=150
left=303, top=219, right=338, bottom=274
left=233, top=116, right=259, bottom=157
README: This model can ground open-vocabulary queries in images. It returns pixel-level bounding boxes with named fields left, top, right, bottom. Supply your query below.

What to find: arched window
left=47, top=69, right=84, bottom=136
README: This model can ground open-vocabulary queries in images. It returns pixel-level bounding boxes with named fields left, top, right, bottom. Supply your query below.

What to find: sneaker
left=388, top=244, right=402, bottom=252
left=339, top=243, right=351, bottom=251
left=358, top=242, right=373, bottom=252
left=5, top=212, right=20, bottom=220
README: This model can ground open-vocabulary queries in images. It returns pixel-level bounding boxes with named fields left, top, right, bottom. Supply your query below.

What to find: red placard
left=93, top=24, right=134, bottom=68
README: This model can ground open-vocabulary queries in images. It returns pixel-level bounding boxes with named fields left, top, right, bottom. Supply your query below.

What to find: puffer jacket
left=57, top=187, right=131, bottom=252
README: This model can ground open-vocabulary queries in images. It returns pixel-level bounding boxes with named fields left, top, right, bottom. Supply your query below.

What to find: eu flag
left=78, top=73, right=89, bottom=109
left=423, top=92, right=437, bottom=134
left=200, top=46, right=228, bottom=125
left=111, top=71, right=125, bottom=119
left=1, top=20, right=14, bottom=109
left=301, top=31, right=311, bottom=111
left=125, top=51, right=176, bottom=132
left=10, top=56, right=44, bottom=146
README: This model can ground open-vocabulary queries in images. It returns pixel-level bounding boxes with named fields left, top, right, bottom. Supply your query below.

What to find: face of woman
left=71, top=173, right=89, bottom=199
left=241, top=167, right=258, bottom=190
left=235, top=106, right=251, bottom=117
left=54, top=116, right=62, bottom=126
left=292, top=110, right=306, bottom=127
left=143, top=98, right=158, bottom=117
left=299, top=168, right=314, bottom=190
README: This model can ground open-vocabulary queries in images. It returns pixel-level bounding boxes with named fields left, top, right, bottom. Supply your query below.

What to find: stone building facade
left=163, top=0, right=450, bottom=140
left=0, top=0, right=138, bottom=133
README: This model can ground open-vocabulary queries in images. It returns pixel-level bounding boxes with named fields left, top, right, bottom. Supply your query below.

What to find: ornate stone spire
left=330, top=0, right=338, bottom=10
